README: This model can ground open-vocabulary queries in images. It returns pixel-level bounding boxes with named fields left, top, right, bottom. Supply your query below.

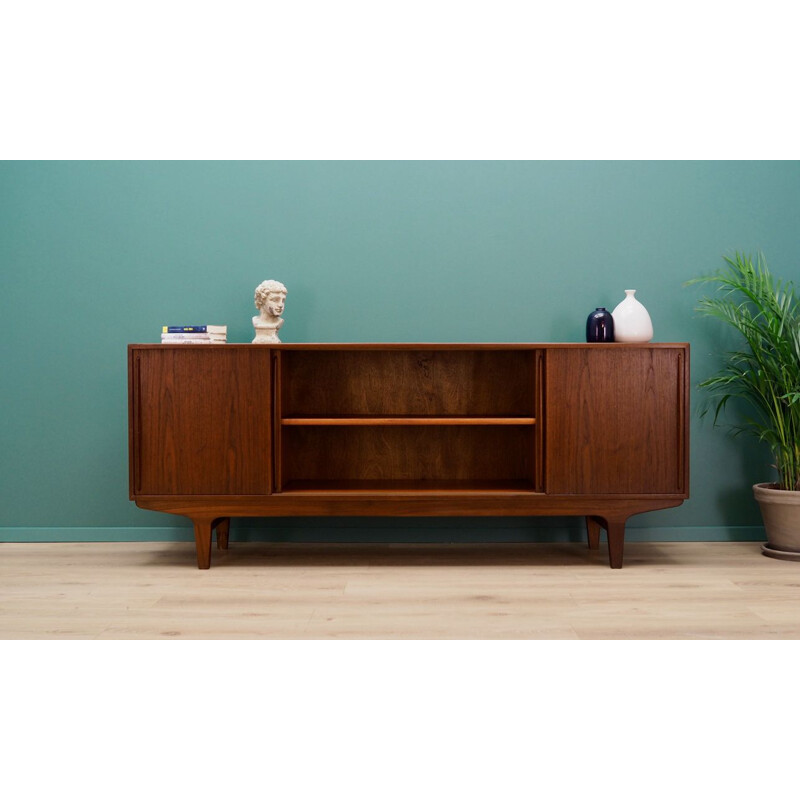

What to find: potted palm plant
left=689, top=252, right=800, bottom=560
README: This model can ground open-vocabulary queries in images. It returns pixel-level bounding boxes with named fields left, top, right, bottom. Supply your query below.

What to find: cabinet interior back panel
left=281, top=425, right=535, bottom=485
left=280, top=350, right=536, bottom=417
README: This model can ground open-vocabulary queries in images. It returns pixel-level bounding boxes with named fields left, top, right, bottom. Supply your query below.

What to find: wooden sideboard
left=128, top=343, right=689, bottom=568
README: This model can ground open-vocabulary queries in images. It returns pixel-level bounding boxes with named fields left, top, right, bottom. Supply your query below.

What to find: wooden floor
left=1, top=540, right=799, bottom=639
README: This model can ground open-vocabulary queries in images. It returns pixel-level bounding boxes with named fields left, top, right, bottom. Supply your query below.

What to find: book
left=160, top=335, right=226, bottom=344
left=161, top=333, right=225, bottom=342
left=160, top=324, right=227, bottom=344
left=163, top=325, right=227, bottom=334
left=161, top=332, right=225, bottom=339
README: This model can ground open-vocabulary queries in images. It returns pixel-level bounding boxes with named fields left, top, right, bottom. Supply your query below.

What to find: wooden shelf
left=279, top=479, right=538, bottom=494
left=281, top=416, right=536, bottom=426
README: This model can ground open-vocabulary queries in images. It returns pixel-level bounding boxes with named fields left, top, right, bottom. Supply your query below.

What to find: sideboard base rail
left=136, top=496, right=686, bottom=569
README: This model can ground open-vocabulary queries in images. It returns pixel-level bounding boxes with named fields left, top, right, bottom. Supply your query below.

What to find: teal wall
left=2, top=161, right=799, bottom=543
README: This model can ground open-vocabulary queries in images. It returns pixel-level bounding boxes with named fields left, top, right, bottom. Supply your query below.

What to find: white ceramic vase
left=612, top=289, right=653, bottom=343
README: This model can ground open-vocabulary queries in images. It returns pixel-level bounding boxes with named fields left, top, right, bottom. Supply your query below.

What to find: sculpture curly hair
left=254, top=280, right=287, bottom=310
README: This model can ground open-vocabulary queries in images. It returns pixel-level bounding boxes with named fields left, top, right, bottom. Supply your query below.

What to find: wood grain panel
left=133, top=347, right=272, bottom=495
left=280, top=349, right=536, bottom=417
left=281, top=425, right=535, bottom=486
left=544, top=346, right=687, bottom=495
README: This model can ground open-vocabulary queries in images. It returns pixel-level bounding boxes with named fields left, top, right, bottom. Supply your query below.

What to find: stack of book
left=161, top=325, right=227, bottom=344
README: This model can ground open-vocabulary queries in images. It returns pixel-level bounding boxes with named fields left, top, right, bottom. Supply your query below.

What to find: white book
left=161, top=334, right=226, bottom=343
left=160, top=338, right=226, bottom=344
left=161, top=332, right=225, bottom=340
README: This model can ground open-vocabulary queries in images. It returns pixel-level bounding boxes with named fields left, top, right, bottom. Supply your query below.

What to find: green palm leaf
left=687, top=252, right=800, bottom=491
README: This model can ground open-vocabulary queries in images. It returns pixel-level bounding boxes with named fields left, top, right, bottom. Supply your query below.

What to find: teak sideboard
left=128, top=343, right=689, bottom=569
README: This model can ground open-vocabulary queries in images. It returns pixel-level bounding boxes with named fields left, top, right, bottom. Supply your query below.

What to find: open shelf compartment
left=274, top=347, right=541, bottom=493
left=278, top=348, right=537, bottom=418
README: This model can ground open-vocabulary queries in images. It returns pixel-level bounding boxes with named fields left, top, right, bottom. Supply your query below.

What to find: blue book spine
left=163, top=325, right=207, bottom=333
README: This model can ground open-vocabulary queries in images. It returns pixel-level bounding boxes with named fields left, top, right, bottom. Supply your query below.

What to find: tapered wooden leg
left=193, top=518, right=213, bottom=569
left=606, top=520, right=626, bottom=569
left=586, top=516, right=603, bottom=550
left=215, top=517, right=230, bottom=550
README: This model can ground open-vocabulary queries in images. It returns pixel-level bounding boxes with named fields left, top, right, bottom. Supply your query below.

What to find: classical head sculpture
left=252, top=279, right=287, bottom=343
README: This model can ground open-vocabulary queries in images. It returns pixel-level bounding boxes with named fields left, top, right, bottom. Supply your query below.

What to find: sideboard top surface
left=130, top=342, right=689, bottom=350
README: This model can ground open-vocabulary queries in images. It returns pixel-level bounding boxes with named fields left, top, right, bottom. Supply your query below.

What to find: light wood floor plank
left=1, top=541, right=798, bottom=639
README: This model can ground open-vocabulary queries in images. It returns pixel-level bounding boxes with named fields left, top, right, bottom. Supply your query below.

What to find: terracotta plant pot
left=753, top=482, right=800, bottom=560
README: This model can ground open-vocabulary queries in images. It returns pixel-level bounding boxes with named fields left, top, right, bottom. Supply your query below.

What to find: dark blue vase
left=586, top=307, right=615, bottom=342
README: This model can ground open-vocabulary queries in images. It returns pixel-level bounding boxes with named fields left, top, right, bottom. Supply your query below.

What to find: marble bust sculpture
left=252, top=280, right=287, bottom=344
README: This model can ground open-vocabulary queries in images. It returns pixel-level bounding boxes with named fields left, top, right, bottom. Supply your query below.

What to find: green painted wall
left=2, top=161, right=799, bottom=543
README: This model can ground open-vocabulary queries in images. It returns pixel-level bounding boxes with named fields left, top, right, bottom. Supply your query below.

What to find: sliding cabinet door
left=544, top=346, right=688, bottom=495
left=131, top=347, right=272, bottom=495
